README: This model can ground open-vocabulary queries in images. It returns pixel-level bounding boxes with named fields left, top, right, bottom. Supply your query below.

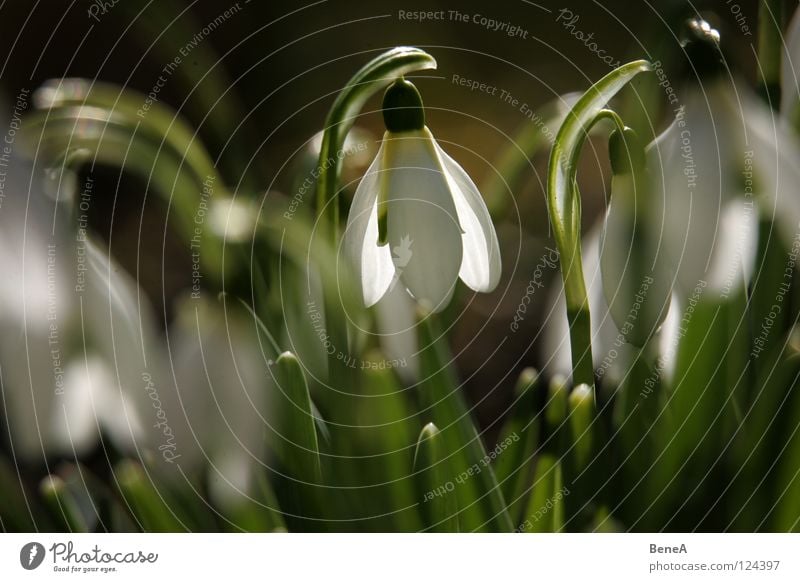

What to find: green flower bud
left=382, top=79, right=425, bottom=132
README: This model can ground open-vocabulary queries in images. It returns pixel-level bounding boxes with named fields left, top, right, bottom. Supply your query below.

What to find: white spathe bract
left=344, top=127, right=501, bottom=313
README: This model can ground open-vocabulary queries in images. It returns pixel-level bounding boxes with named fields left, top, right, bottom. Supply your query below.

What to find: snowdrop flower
left=167, top=295, right=272, bottom=505
left=0, top=153, right=156, bottom=459
left=650, top=19, right=800, bottom=299
left=544, top=226, right=636, bottom=385
left=344, top=79, right=501, bottom=313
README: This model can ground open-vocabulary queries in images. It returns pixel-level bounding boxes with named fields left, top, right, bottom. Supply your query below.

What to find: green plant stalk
left=546, top=60, right=652, bottom=388
left=758, top=0, right=785, bottom=107
left=34, top=79, right=223, bottom=187
left=40, top=476, right=89, bottom=533
left=272, top=352, right=323, bottom=484
left=414, top=423, right=459, bottom=532
left=114, top=461, right=186, bottom=532
left=419, top=316, right=514, bottom=532
left=493, top=368, right=540, bottom=524
left=521, top=455, right=564, bottom=533
left=21, top=106, right=231, bottom=283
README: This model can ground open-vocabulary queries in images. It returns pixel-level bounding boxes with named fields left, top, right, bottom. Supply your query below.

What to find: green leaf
left=519, top=455, right=566, bottom=533
left=546, top=59, right=652, bottom=387
left=114, top=460, right=187, bottom=532
left=271, top=352, right=323, bottom=485
left=413, top=423, right=459, bottom=532
left=40, top=475, right=91, bottom=533
left=354, top=351, right=423, bottom=532
left=493, top=368, right=540, bottom=524
left=568, top=383, right=594, bottom=472
left=418, top=315, right=513, bottom=532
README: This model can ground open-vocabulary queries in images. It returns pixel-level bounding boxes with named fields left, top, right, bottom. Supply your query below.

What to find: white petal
left=649, top=86, right=746, bottom=296
left=343, top=139, right=395, bottom=307
left=436, top=142, right=502, bottom=292
left=374, top=283, right=419, bottom=382
left=704, top=198, right=758, bottom=296
left=384, top=128, right=462, bottom=312
left=82, top=239, right=153, bottom=449
left=169, top=296, right=270, bottom=474
left=739, top=89, right=800, bottom=245
left=50, top=356, right=106, bottom=456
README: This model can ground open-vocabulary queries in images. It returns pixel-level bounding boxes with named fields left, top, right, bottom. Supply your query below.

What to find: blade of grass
left=413, top=422, right=458, bottom=532
left=418, top=315, right=513, bottom=532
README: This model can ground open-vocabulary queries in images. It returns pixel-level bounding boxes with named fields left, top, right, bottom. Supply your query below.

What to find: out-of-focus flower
left=167, top=295, right=272, bottom=506
left=0, top=153, right=156, bottom=459
left=650, top=19, right=800, bottom=299
left=344, top=79, right=501, bottom=313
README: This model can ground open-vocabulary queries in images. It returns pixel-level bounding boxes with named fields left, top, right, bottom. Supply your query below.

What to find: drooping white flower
left=0, top=154, right=154, bottom=459
left=544, top=226, right=636, bottom=384
left=649, top=20, right=800, bottom=300
left=167, top=295, right=272, bottom=505
left=344, top=79, right=501, bottom=313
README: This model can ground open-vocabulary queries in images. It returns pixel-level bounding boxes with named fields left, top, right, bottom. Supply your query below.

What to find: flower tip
left=382, top=79, right=425, bottom=133
left=608, top=127, right=645, bottom=175
left=680, top=17, right=725, bottom=79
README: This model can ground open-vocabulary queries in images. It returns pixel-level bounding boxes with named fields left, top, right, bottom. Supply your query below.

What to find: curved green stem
left=546, top=60, right=652, bottom=388
left=315, top=47, right=437, bottom=242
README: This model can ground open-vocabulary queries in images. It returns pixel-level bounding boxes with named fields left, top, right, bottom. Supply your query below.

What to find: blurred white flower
left=0, top=155, right=154, bottom=459
left=650, top=21, right=800, bottom=300
left=167, top=295, right=272, bottom=506
left=344, top=79, right=501, bottom=313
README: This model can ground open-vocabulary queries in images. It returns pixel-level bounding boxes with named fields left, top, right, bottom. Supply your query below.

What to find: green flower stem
left=40, top=475, right=89, bottom=533
left=546, top=60, right=652, bottom=389
left=758, top=0, right=785, bottom=106
left=414, top=423, right=459, bottom=532
left=315, top=47, right=437, bottom=242
left=35, top=79, right=223, bottom=187
left=418, top=315, right=514, bottom=532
